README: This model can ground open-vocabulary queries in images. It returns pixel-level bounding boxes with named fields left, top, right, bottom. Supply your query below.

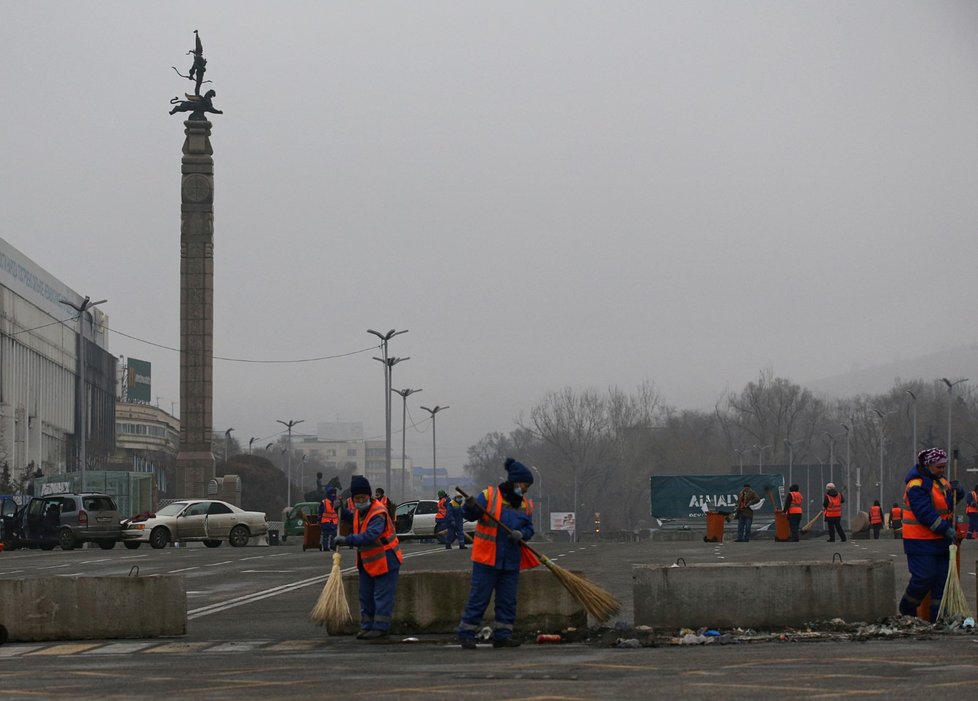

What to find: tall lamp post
left=277, top=419, right=304, bottom=508
left=368, top=328, right=409, bottom=495
left=392, top=387, right=422, bottom=501
left=224, top=428, right=234, bottom=465
left=785, top=439, right=804, bottom=490
left=420, top=405, right=449, bottom=498
left=248, top=437, right=257, bottom=454
left=905, top=389, right=917, bottom=463
left=872, top=409, right=887, bottom=507
left=841, top=423, right=852, bottom=523
left=60, top=295, right=107, bottom=480
left=941, top=378, right=968, bottom=480
left=824, top=432, right=837, bottom=483
left=753, top=444, right=772, bottom=473
left=733, top=448, right=747, bottom=475
left=529, top=464, right=544, bottom=534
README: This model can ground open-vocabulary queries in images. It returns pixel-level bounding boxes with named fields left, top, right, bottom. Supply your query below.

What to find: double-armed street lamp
left=785, top=439, right=805, bottom=489
left=941, top=377, right=968, bottom=479
left=368, top=328, right=409, bottom=495
left=392, top=387, right=422, bottom=501
left=753, top=444, right=772, bottom=473
left=249, top=437, right=257, bottom=454
left=421, top=405, right=449, bottom=497
left=277, top=419, right=304, bottom=508
left=841, top=422, right=853, bottom=522
left=60, top=295, right=107, bottom=479
left=733, top=448, right=748, bottom=476
left=224, top=428, right=234, bottom=465
left=872, top=409, right=888, bottom=507
left=905, top=389, right=918, bottom=464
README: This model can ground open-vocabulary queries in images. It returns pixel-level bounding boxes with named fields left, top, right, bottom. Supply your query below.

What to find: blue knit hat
left=505, top=457, right=533, bottom=485
left=325, top=487, right=337, bottom=499
left=350, top=475, right=372, bottom=497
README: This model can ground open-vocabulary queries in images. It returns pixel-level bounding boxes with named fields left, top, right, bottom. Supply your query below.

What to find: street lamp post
left=529, top=464, right=544, bottom=534
left=753, top=444, right=772, bottom=473
left=224, top=428, right=234, bottom=465
left=824, top=432, right=836, bottom=484
left=249, top=437, right=257, bottom=454
left=785, top=439, right=804, bottom=489
left=368, top=329, right=409, bottom=496
left=733, top=448, right=747, bottom=476
left=59, top=295, right=107, bottom=480
left=873, top=409, right=887, bottom=507
left=420, top=405, right=449, bottom=498
left=905, top=389, right=917, bottom=463
left=276, top=419, right=304, bottom=508
left=392, top=387, right=422, bottom=501
left=841, top=423, right=852, bottom=523
left=941, top=378, right=968, bottom=480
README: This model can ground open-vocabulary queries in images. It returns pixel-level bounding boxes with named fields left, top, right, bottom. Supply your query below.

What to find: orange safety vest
left=967, top=491, right=978, bottom=515
left=824, top=493, right=842, bottom=518
left=869, top=505, right=883, bottom=525
left=320, top=499, right=337, bottom=525
left=471, top=486, right=538, bottom=570
left=352, top=499, right=403, bottom=576
left=901, top=477, right=952, bottom=541
left=436, top=497, right=448, bottom=519
left=788, top=490, right=803, bottom=515
left=889, top=506, right=902, bottom=524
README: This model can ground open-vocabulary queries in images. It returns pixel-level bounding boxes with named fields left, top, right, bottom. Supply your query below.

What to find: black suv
left=5, top=493, right=122, bottom=550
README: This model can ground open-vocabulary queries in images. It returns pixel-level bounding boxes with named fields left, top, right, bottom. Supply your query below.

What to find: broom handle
left=801, top=510, right=823, bottom=532
left=455, top=487, right=546, bottom=561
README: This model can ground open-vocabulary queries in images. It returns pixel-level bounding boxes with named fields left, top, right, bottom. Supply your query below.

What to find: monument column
left=174, top=118, right=216, bottom=498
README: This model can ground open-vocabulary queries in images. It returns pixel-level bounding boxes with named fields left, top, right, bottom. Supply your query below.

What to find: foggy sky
left=3, top=2, right=977, bottom=472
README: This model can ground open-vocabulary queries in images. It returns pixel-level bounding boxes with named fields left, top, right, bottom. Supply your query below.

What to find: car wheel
left=203, top=539, right=221, bottom=548
left=98, top=540, right=116, bottom=550
left=228, top=525, right=250, bottom=547
left=58, top=528, right=76, bottom=551
left=123, top=541, right=141, bottom=550
left=149, top=527, right=170, bottom=549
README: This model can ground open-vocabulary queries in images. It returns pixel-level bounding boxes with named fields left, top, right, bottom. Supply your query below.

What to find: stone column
left=174, top=118, right=216, bottom=498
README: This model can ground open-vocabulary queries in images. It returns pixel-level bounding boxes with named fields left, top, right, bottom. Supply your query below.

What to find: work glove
left=464, top=496, right=479, bottom=510
left=509, top=530, right=524, bottom=543
left=944, top=528, right=961, bottom=545
left=334, top=536, right=348, bottom=549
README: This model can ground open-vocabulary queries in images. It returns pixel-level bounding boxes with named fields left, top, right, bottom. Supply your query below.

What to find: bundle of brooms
left=937, top=543, right=971, bottom=621
left=456, top=487, right=621, bottom=623
left=310, top=551, right=353, bottom=631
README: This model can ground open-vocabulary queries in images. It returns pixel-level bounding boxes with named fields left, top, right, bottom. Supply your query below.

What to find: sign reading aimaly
left=650, top=474, right=785, bottom=519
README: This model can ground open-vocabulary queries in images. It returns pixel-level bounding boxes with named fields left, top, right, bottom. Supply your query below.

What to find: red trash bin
left=302, top=515, right=322, bottom=552
left=704, top=512, right=726, bottom=543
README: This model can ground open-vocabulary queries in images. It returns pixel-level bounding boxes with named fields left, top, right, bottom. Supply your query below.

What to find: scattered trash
left=536, top=634, right=562, bottom=643
left=964, top=617, right=975, bottom=630
left=402, top=637, right=419, bottom=642
left=704, top=629, right=720, bottom=637
left=615, top=638, right=641, bottom=648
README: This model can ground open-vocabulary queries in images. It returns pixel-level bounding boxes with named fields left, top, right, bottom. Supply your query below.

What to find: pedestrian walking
left=966, top=485, right=978, bottom=539
left=889, top=502, right=903, bottom=538
left=334, top=475, right=403, bottom=641
left=785, top=484, right=803, bottom=542
left=898, top=448, right=964, bottom=621
left=445, top=494, right=467, bottom=550
left=734, top=483, right=760, bottom=542
left=457, top=457, right=536, bottom=648
left=869, top=500, right=884, bottom=540
left=823, top=483, right=846, bottom=542
left=318, top=486, right=339, bottom=551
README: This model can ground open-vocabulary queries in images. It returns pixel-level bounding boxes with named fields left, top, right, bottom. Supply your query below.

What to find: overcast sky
left=3, top=2, right=977, bottom=472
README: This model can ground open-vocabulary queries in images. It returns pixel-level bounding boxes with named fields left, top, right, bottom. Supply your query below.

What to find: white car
left=121, top=499, right=268, bottom=549
left=395, top=499, right=476, bottom=541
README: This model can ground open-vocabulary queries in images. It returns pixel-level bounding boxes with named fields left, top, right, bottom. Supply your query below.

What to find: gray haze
left=3, top=2, right=977, bottom=470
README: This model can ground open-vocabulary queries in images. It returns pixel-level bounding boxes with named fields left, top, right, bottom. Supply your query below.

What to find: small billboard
left=127, top=358, right=152, bottom=403
left=550, top=511, right=576, bottom=532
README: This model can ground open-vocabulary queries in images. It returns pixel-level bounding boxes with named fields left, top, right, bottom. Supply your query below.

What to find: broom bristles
left=540, top=555, right=621, bottom=623
left=310, top=551, right=353, bottom=632
left=937, top=543, right=972, bottom=621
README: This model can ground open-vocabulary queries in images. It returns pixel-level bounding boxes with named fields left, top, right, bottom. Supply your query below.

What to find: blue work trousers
left=900, top=551, right=950, bottom=622
left=967, top=514, right=978, bottom=539
left=445, top=517, right=466, bottom=548
left=320, top=523, right=337, bottom=551
left=736, top=515, right=752, bottom=542
left=457, top=563, right=520, bottom=641
left=357, top=566, right=400, bottom=632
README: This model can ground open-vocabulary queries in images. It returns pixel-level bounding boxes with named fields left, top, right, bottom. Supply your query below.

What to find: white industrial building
left=0, top=237, right=116, bottom=483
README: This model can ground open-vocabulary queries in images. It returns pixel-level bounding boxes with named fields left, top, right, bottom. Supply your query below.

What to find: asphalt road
left=1, top=533, right=976, bottom=699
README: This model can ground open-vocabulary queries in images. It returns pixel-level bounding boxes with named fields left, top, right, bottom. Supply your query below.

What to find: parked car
left=395, top=499, right=475, bottom=542
left=4, top=493, right=122, bottom=551
left=281, top=501, right=320, bottom=542
left=121, top=499, right=268, bottom=549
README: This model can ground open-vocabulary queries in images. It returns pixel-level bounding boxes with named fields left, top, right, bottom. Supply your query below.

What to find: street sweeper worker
left=965, top=485, right=978, bottom=539
left=318, top=487, right=339, bottom=551
left=898, top=448, right=964, bottom=621
left=822, top=483, right=846, bottom=542
left=785, top=485, right=803, bottom=542
left=445, top=494, right=467, bottom=550
left=457, top=457, right=536, bottom=649
left=334, top=475, right=403, bottom=641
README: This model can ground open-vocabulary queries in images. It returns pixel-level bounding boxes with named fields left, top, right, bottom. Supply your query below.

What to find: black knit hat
left=350, top=475, right=372, bottom=497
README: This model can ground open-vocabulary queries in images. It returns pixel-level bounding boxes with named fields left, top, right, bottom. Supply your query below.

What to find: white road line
left=57, top=572, right=85, bottom=577
left=240, top=555, right=265, bottom=561
left=204, top=560, right=233, bottom=567
left=241, top=570, right=296, bottom=573
left=38, top=563, right=70, bottom=569
left=80, top=558, right=112, bottom=564
left=169, top=566, right=200, bottom=573
left=269, top=552, right=291, bottom=557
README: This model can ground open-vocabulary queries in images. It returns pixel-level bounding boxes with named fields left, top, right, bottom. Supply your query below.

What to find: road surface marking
left=25, top=643, right=101, bottom=656
left=169, top=566, right=200, bottom=573
left=83, top=642, right=158, bottom=655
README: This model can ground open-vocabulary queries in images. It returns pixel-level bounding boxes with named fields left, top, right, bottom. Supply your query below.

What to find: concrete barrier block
left=331, top=569, right=586, bottom=635
left=634, top=559, right=894, bottom=629
left=0, top=576, right=186, bottom=642
left=649, top=530, right=698, bottom=542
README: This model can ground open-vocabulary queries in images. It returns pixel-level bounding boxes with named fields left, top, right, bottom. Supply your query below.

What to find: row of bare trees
left=464, top=371, right=978, bottom=536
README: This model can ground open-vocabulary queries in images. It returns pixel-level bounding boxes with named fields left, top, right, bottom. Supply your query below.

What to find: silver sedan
left=121, top=499, right=268, bottom=549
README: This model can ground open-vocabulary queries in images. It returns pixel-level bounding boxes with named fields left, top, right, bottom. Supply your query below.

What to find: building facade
left=0, top=238, right=115, bottom=483
left=113, top=401, right=180, bottom=495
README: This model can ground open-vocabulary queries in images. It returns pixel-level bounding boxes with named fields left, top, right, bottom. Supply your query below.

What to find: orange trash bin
left=302, top=515, right=322, bottom=552
left=774, top=510, right=791, bottom=542
left=704, top=512, right=726, bottom=543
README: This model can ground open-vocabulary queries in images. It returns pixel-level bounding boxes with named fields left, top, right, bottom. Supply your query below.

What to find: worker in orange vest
left=889, top=503, right=902, bottom=539
left=898, top=448, right=964, bottom=621
left=966, top=485, right=978, bottom=539
left=435, top=490, right=450, bottom=544
left=784, top=484, right=803, bottom=542
left=457, top=458, right=538, bottom=649
left=868, top=500, right=884, bottom=539
left=823, top=483, right=846, bottom=542
left=334, top=475, right=404, bottom=641
left=318, top=487, right=339, bottom=551
left=374, top=487, right=395, bottom=521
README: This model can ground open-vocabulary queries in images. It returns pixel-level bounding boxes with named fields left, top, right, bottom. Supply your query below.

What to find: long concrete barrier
left=0, top=576, right=186, bottom=642
left=329, top=569, right=586, bottom=635
left=633, top=559, right=894, bottom=629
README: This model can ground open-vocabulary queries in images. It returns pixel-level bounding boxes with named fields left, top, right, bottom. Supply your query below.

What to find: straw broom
left=456, top=488, right=621, bottom=623
left=800, top=510, right=823, bottom=535
left=310, top=551, right=353, bottom=632
left=937, top=543, right=971, bottom=621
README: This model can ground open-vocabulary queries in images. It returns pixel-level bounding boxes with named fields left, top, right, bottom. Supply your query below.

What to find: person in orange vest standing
left=457, top=457, right=537, bottom=649
left=823, top=483, right=846, bottom=542
left=318, top=486, right=339, bottom=551
left=868, top=500, right=884, bottom=539
left=334, top=475, right=404, bottom=641
left=965, top=485, right=978, bottom=539
left=784, top=484, right=804, bottom=542
left=898, top=448, right=964, bottom=620
left=889, top=502, right=903, bottom=539
left=435, top=490, right=450, bottom=545
left=374, top=487, right=395, bottom=521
